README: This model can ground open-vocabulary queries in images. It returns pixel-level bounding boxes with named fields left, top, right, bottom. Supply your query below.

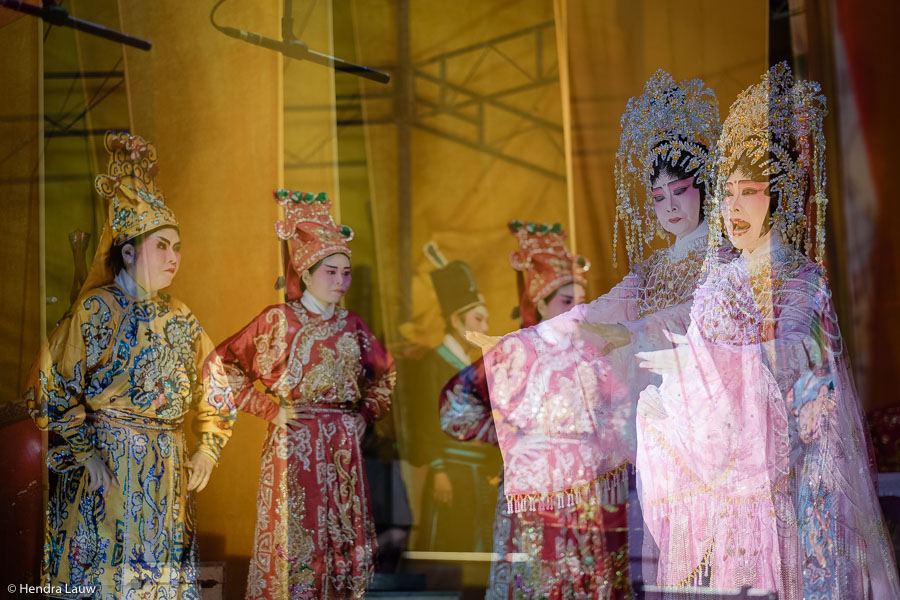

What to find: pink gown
left=486, top=231, right=900, bottom=599
left=631, top=238, right=898, bottom=598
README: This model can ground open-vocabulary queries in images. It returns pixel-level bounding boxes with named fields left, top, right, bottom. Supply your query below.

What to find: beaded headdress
left=95, top=131, right=178, bottom=245
left=615, top=70, right=720, bottom=268
left=508, top=220, right=589, bottom=326
left=711, top=62, right=828, bottom=264
left=274, top=189, right=353, bottom=275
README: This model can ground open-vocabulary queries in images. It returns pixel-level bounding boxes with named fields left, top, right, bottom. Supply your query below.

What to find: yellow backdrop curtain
left=116, top=1, right=283, bottom=594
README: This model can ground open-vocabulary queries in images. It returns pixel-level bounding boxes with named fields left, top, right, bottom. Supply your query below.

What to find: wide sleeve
left=620, top=300, right=693, bottom=354
left=637, top=323, right=786, bottom=489
left=484, top=274, right=642, bottom=507
left=439, top=357, right=497, bottom=445
left=191, top=325, right=237, bottom=462
left=762, top=264, right=833, bottom=396
left=524, top=273, right=641, bottom=347
left=24, top=295, right=113, bottom=471
left=356, top=319, right=395, bottom=424
left=205, top=307, right=286, bottom=423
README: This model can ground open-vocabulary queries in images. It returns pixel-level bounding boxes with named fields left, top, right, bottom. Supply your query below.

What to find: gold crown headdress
left=712, top=61, right=828, bottom=264
left=615, top=70, right=720, bottom=268
left=76, top=131, right=179, bottom=297
left=95, top=131, right=178, bottom=245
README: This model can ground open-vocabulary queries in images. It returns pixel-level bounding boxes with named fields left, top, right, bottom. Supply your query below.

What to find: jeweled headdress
left=615, top=70, right=720, bottom=268
left=711, top=61, right=828, bottom=263
left=274, top=189, right=353, bottom=275
left=95, top=131, right=178, bottom=245
left=508, top=220, right=589, bottom=326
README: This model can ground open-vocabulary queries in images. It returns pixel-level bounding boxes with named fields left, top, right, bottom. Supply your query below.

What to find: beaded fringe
left=505, top=463, right=628, bottom=514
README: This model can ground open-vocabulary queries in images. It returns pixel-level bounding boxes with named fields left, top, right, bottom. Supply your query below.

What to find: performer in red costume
left=441, top=221, right=633, bottom=599
left=210, top=190, right=396, bottom=599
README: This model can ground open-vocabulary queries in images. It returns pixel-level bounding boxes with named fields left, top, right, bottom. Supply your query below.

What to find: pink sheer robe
left=632, top=237, right=899, bottom=598
left=485, top=230, right=898, bottom=598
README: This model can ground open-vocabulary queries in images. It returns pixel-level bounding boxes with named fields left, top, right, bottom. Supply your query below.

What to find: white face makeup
left=651, top=172, right=703, bottom=240
left=303, top=253, right=352, bottom=304
left=124, top=227, right=181, bottom=293
left=723, top=169, right=773, bottom=252
left=538, top=282, right=586, bottom=320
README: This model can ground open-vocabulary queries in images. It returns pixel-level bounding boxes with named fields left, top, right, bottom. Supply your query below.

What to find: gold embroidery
left=285, top=457, right=316, bottom=589
left=333, top=448, right=360, bottom=540
left=271, top=304, right=348, bottom=396
left=637, top=244, right=708, bottom=318
left=253, top=308, right=288, bottom=376
left=296, top=332, right=363, bottom=404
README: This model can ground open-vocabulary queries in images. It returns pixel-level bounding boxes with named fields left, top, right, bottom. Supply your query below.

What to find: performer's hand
left=578, top=322, right=631, bottom=356
left=637, top=386, right=669, bottom=420
left=636, top=330, right=690, bottom=375
left=433, top=471, right=453, bottom=505
left=465, top=331, right=501, bottom=352
left=186, top=452, right=216, bottom=492
left=84, top=454, right=118, bottom=497
left=272, top=405, right=302, bottom=430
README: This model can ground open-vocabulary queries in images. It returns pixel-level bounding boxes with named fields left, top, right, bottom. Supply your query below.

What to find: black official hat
left=424, top=242, right=485, bottom=321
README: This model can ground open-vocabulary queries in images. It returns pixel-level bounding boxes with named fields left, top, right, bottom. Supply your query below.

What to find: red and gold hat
left=273, top=189, right=353, bottom=290
left=509, top=220, right=589, bottom=326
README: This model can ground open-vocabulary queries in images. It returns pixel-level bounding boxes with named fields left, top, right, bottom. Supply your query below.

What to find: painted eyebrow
left=155, top=234, right=176, bottom=246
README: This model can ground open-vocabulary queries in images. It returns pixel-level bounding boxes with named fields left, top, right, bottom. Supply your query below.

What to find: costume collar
left=300, top=290, right=336, bottom=319
left=742, top=229, right=786, bottom=269
left=439, top=333, right=471, bottom=369
left=114, top=269, right=154, bottom=300
left=669, top=220, right=709, bottom=259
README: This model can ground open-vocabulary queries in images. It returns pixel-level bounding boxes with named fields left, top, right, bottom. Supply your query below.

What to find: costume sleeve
left=191, top=325, right=236, bottom=462
left=762, top=264, right=834, bottom=396
left=483, top=273, right=642, bottom=505
left=205, top=307, right=287, bottom=423
left=356, top=320, right=395, bottom=424
left=440, top=357, right=497, bottom=445
left=522, top=273, right=641, bottom=348
left=24, top=295, right=113, bottom=470
left=581, top=272, right=641, bottom=324
left=621, top=300, right=693, bottom=354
